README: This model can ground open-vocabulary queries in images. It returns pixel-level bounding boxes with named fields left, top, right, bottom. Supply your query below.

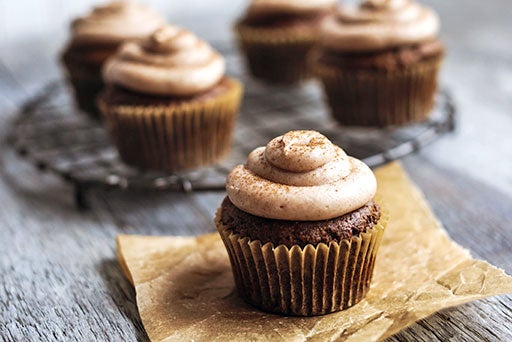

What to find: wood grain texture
left=1, top=0, right=511, bottom=341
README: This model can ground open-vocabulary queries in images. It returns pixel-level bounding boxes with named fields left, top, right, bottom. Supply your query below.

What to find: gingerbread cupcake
left=311, top=0, right=444, bottom=126
left=97, top=25, right=243, bottom=172
left=216, top=130, right=387, bottom=316
left=235, top=0, right=336, bottom=84
left=61, top=1, right=164, bottom=116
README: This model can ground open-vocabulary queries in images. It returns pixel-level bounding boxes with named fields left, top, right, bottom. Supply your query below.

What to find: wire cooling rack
left=8, top=43, right=456, bottom=209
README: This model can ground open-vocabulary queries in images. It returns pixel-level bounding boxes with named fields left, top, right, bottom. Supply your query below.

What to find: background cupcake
left=235, top=0, right=336, bottom=84
left=61, top=1, right=164, bottom=117
left=216, top=130, right=387, bottom=316
left=311, top=0, right=444, bottom=126
left=98, top=25, right=243, bottom=172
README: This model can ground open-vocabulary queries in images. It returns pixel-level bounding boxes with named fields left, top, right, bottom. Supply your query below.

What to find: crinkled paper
left=117, top=162, right=512, bottom=341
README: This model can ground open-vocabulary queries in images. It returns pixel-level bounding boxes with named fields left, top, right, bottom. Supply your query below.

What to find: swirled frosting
left=320, top=0, right=440, bottom=52
left=103, top=25, right=226, bottom=96
left=226, top=130, right=377, bottom=221
left=245, top=0, right=337, bottom=19
left=70, top=1, right=164, bottom=45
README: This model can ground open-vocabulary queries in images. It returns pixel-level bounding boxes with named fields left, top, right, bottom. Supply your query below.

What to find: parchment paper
left=117, top=161, right=512, bottom=341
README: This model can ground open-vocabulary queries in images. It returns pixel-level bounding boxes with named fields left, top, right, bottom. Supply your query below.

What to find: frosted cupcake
left=98, top=25, right=243, bottom=172
left=311, top=0, right=444, bottom=126
left=235, top=0, right=336, bottom=84
left=61, top=1, right=164, bottom=116
left=216, top=130, right=387, bottom=316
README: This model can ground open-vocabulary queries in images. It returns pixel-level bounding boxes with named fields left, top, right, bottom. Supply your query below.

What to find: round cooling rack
left=7, top=44, right=456, bottom=209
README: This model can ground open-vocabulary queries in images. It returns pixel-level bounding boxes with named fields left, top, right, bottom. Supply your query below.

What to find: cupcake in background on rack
left=216, top=130, right=387, bottom=316
left=235, top=0, right=337, bottom=84
left=60, top=1, right=164, bottom=117
left=310, top=0, right=444, bottom=126
left=98, top=25, right=243, bottom=172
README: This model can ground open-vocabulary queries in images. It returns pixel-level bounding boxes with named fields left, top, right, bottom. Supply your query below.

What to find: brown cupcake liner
left=312, top=55, right=443, bottom=127
left=215, top=206, right=388, bottom=316
left=61, top=58, right=104, bottom=118
left=235, top=22, right=317, bottom=84
left=66, top=78, right=104, bottom=118
left=98, top=78, right=243, bottom=172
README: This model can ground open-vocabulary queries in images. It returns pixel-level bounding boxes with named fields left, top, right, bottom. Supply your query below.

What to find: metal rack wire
left=7, top=44, right=456, bottom=209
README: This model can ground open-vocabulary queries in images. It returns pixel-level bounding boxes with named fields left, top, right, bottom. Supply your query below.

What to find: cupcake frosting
left=70, top=1, right=164, bottom=45
left=226, top=130, right=377, bottom=221
left=320, top=0, right=440, bottom=52
left=246, top=0, right=337, bottom=19
left=103, top=25, right=226, bottom=96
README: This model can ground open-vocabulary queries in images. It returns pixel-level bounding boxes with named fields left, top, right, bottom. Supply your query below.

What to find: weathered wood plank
left=0, top=146, right=148, bottom=341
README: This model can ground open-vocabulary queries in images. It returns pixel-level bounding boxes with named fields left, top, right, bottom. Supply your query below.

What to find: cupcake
left=235, top=0, right=337, bottom=84
left=61, top=1, right=164, bottom=117
left=311, top=0, right=445, bottom=126
left=97, top=25, right=243, bottom=172
left=216, top=130, right=387, bottom=316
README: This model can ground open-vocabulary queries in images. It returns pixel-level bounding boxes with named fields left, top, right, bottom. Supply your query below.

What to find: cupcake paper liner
left=61, top=58, right=104, bottom=118
left=312, top=56, right=443, bottom=127
left=216, top=207, right=388, bottom=316
left=67, top=78, right=104, bottom=118
left=98, top=78, right=243, bottom=172
left=235, top=23, right=317, bottom=84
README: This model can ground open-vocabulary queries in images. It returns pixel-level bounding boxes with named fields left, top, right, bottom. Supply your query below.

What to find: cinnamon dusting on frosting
left=226, top=130, right=377, bottom=221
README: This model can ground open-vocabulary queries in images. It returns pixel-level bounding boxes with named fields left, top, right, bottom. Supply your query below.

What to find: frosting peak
left=265, top=130, right=336, bottom=172
left=320, top=0, right=440, bottom=52
left=227, top=130, right=377, bottom=221
left=70, top=1, right=164, bottom=45
left=92, top=1, right=127, bottom=14
left=103, top=25, right=226, bottom=96
left=362, top=0, right=408, bottom=10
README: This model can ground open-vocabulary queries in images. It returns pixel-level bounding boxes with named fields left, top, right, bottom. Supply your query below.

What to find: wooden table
left=1, top=1, right=511, bottom=340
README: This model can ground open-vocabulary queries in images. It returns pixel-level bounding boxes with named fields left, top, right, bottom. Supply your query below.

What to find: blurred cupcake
left=311, top=0, right=444, bottom=126
left=235, top=0, right=336, bottom=84
left=216, top=130, right=387, bottom=316
left=61, top=1, right=164, bottom=117
left=98, top=25, right=243, bottom=172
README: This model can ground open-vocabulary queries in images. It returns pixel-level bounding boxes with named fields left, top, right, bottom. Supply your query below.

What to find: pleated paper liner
left=215, top=206, right=388, bottom=316
left=235, top=22, right=317, bottom=84
left=98, top=78, right=243, bottom=172
left=67, top=78, right=104, bottom=118
left=61, top=58, right=104, bottom=118
left=311, top=55, right=443, bottom=127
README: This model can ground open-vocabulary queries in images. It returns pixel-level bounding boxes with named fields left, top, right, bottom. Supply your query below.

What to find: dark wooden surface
left=1, top=1, right=512, bottom=341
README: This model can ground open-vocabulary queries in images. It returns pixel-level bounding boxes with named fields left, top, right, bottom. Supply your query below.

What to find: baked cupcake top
left=69, top=1, right=164, bottom=46
left=102, top=25, right=226, bottom=97
left=244, top=0, right=337, bottom=22
left=320, top=0, right=440, bottom=52
left=226, top=130, right=376, bottom=221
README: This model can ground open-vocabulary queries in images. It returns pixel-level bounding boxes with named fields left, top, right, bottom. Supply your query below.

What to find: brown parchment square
left=117, top=161, right=512, bottom=341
